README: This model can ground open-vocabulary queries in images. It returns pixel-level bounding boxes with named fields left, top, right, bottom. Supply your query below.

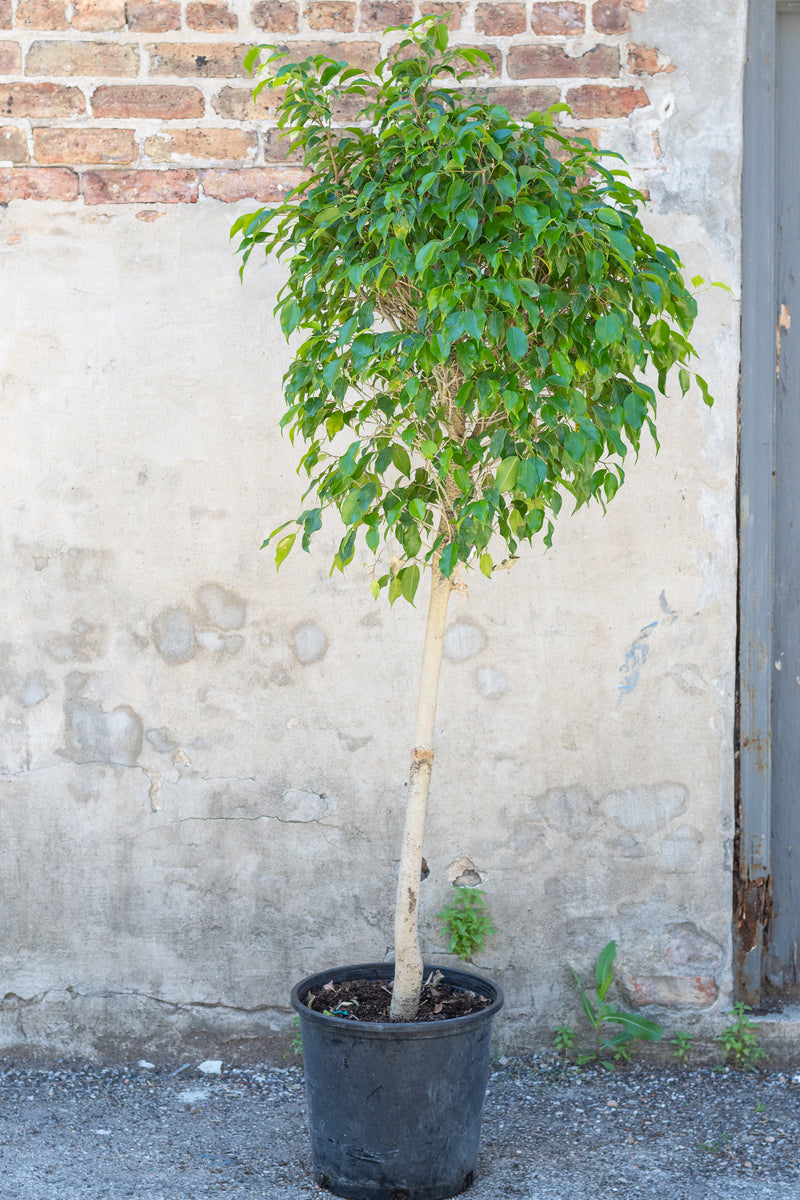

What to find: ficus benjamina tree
left=232, top=16, right=713, bottom=1021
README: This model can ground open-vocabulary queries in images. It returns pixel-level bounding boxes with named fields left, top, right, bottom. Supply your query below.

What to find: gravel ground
left=1, top=1054, right=798, bottom=1199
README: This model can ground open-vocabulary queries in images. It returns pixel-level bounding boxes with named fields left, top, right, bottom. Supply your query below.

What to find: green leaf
left=650, top=318, right=670, bottom=349
left=597, top=206, right=623, bottom=227
left=439, top=542, right=458, bottom=578
left=595, top=311, right=623, bottom=347
left=696, top=373, right=714, bottom=407
left=495, top=456, right=520, bottom=492
left=678, top=367, right=690, bottom=396
left=605, top=1009, right=664, bottom=1042
left=392, top=444, right=411, bottom=475
left=569, top=967, right=598, bottom=1030
left=400, top=523, right=422, bottom=558
left=400, top=563, right=421, bottom=603
left=606, top=229, right=635, bottom=265
left=623, top=391, right=647, bottom=430
left=506, top=326, right=528, bottom=361
left=518, top=457, right=544, bottom=498
left=275, top=532, right=296, bottom=569
left=313, top=205, right=342, bottom=227
left=595, top=941, right=616, bottom=1001
left=480, top=552, right=493, bottom=578
left=326, top=411, right=344, bottom=439
left=415, top=240, right=444, bottom=272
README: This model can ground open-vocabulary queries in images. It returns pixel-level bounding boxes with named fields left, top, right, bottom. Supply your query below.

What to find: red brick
left=329, top=87, right=373, bottom=120
left=508, top=43, right=618, bottom=79
left=0, top=127, right=28, bottom=162
left=91, top=84, right=204, bottom=118
left=479, top=84, right=560, bottom=117
left=531, top=2, right=584, bottom=35
left=359, top=0, right=413, bottom=28
left=475, top=3, right=526, bottom=37
left=1, top=82, right=85, bottom=117
left=0, top=166, right=78, bottom=200
left=418, top=3, right=464, bottom=30
left=144, top=127, right=257, bottom=162
left=148, top=42, right=251, bottom=77
left=0, top=41, right=21, bottom=73
left=26, top=40, right=139, bottom=76
left=125, top=1, right=180, bottom=31
left=186, top=1, right=238, bottom=30
left=627, top=42, right=673, bottom=76
left=83, top=168, right=199, bottom=203
left=592, top=0, right=629, bottom=33
left=201, top=165, right=308, bottom=201
left=71, top=0, right=126, bottom=29
left=33, top=127, right=137, bottom=164
left=263, top=40, right=380, bottom=71
left=16, top=0, right=68, bottom=27
left=211, top=85, right=279, bottom=119
left=251, top=0, right=298, bottom=31
left=0, top=0, right=12, bottom=27
left=263, top=128, right=303, bottom=161
left=304, top=1, right=355, bottom=31
left=567, top=83, right=648, bottom=117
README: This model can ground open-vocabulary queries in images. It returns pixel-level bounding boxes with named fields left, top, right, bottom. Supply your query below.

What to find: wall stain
left=195, top=584, right=246, bottom=631
left=62, top=698, right=144, bottom=767
left=618, top=620, right=658, bottom=701
left=152, top=607, right=196, bottom=665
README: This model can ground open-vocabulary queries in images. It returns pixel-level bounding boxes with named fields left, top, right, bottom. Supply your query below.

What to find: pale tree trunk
left=389, top=557, right=452, bottom=1020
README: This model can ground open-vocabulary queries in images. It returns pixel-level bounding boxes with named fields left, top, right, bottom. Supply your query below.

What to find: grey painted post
left=738, top=0, right=777, bottom=1003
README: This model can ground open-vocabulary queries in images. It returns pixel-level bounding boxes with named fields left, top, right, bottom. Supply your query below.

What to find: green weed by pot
left=437, top=887, right=496, bottom=961
left=554, top=1022, right=576, bottom=1061
left=717, top=1002, right=767, bottom=1071
left=288, top=1016, right=303, bottom=1063
left=670, top=1029, right=693, bottom=1063
left=568, top=941, right=663, bottom=1070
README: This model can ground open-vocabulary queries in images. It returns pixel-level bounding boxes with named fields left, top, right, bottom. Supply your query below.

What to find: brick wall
left=0, top=0, right=671, bottom=203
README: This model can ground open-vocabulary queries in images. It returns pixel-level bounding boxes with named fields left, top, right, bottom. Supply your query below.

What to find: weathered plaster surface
left=0, top=3, right=745, bottom=1059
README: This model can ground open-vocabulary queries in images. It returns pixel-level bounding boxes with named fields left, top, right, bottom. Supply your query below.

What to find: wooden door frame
left=737, top=0, right=778, bottom=1004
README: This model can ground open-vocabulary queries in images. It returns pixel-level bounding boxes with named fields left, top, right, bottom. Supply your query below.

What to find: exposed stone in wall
left=447, top=855, right=484, bottom=886
left=622, top=974, right=718, bottom=1009
left=0, top=0, right=667, bottom=203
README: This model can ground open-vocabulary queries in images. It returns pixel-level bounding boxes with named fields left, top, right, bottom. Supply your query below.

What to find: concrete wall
left=0, top=0, right=744, bottom=1060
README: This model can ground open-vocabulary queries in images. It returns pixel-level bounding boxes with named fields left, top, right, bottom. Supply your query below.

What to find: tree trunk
left=389, top=558, right=452, bottom=1020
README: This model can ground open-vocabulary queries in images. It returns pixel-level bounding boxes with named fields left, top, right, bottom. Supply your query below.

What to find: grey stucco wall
left=0, top=1, right=745, bottom=1060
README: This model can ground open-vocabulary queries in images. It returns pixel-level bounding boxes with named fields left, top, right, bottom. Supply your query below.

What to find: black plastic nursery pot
left=290, top=962, right=503, bottom=1200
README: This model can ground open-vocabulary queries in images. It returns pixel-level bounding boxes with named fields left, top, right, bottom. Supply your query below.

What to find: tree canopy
left=233, top=16, right=711, bottom=606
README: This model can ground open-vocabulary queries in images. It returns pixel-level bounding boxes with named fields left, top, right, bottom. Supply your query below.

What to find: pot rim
left=290, top=961, right=503, bottom=1039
